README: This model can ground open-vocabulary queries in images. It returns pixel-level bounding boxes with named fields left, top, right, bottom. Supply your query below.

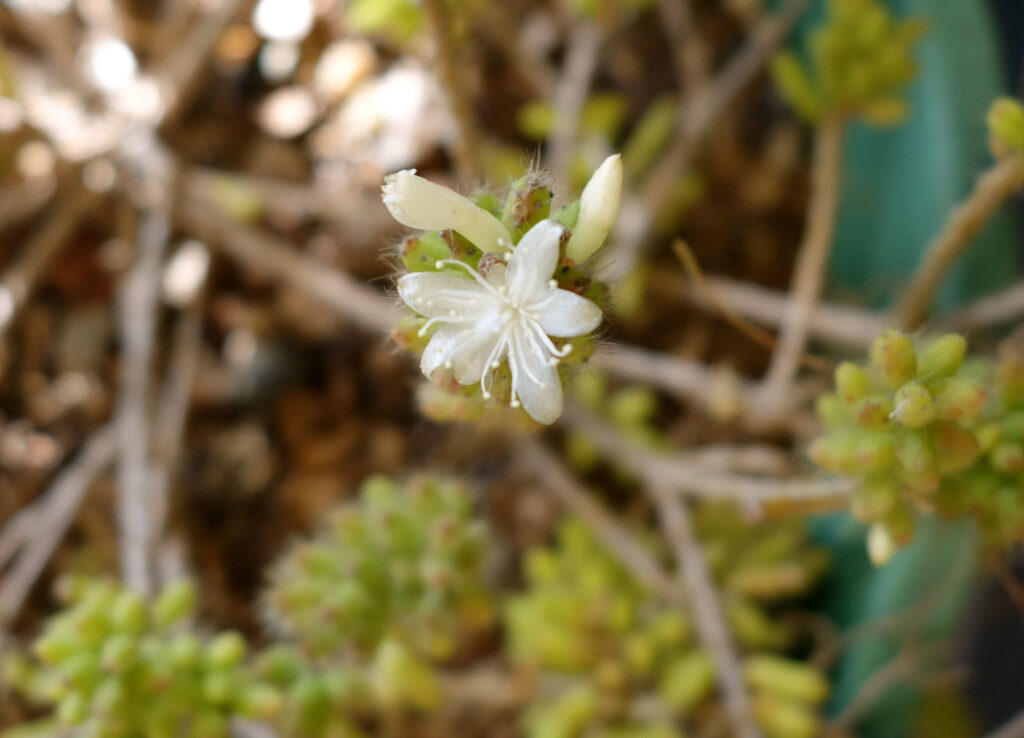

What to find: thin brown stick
left=757, top=114, right=845, bottom=409
left=650, top=483, right=762, bottom=738
left=0, top=425, right=117, bottom=628
left=674, top=240, right=834, bottom=370
left=547, top=21, right=603, bottom=187
left=179, top=197, right=402, bottom=333
left=562, top=403, right=853, bottom=503
left=650, top=268, right=885, bottom=349
left=421, top=0, right=482, bottom=182
left=591, top=343, right=824, bottom=432
left=0, top=189, right=93, bottom=339
left=517, top=438, right=684, bottom=604
left=897, top=155, right=1024, bottom=329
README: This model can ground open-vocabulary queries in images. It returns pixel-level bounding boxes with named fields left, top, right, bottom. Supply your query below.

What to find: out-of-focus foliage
left=266, top=474, right=493, bottom=660
left=988, top=97, right=1024, bottom=157
left=505, top=515, right=830, bottom=738
left=770, top=0, right=925, bottom=124
left=811, top=330, right=1024, bottom=559
left=3, top=580, right=280, bottom=738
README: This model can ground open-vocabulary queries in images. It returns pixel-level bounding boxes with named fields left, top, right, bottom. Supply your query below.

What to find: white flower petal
left=510, top=329, right=562, bottom=425
left=382, top=170, right=512, bottom=252
left=420, top=324, right=469, bottom=377
left=397, top=271, right=500, bottom=319
left=452, top=327, right=503, bottom=385
left=565, top=154, right=622, bottom=264
left=534, top=289, right=602, bottom=337
left=506, top=219, right=563, bottom=304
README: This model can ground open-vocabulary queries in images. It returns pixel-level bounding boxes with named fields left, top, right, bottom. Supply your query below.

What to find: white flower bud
left=382, top=170, right=512, bottom=252
left=565, top=154, right=623, bottom=264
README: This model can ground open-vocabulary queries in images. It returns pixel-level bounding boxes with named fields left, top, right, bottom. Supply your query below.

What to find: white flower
left=382, top=169, right=512, bottom=253
left=397, top=219, right=602, bottom=425
left=565, top=154, right=623, bottom=264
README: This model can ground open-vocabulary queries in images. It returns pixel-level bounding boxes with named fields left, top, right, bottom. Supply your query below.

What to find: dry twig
left=756, top=114, right=845, bottom=410
left=114, top=201, right=171, bottom=597
left=180, top=197, right=402, bottom=333
left=0, top=425, right=117, bottom=630
left=561, top=403, right=852, bottom=503
left=650, top=269, right=886, bottom=349
left=897, top=155, right=1024, bottom=329
left=650, top=483, right=762, bottom=738
left=517, top=438, right=683, bottom=604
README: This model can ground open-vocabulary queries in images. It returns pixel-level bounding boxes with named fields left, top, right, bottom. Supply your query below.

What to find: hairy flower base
left=398, top=220, right=601, bottom=424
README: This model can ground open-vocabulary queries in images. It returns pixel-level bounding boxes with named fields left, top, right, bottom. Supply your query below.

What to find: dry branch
left=0, top=425, right=117, bottom=629
left=115, top=204, right=171, bottom=597
left=517, top=439, right=683, bottom=604
left=650, top=484, right=762, bottom=738
left=562, top=403, right=852, bottom=503
left=897, top=155, right=1024, bottom=329
left=757, top=114, right=845, bottom=409
left=179, top=198, right=402, bottom=333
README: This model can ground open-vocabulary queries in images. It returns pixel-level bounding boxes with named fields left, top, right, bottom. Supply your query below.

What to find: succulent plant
left=505, top=515, right=830, bottom=738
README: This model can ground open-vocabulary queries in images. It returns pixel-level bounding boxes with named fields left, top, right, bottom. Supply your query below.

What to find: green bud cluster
left=987, top=98, right=1024, bottom=157
left=5, top=578, right=280, bottom=738
left=929, top=347, right=1024, bottom=545
left=257, top=475, right=494, bottom=735
left=770, top=0, right=925, bottom=125
left=505, top=516, right=830, bottom=738
left=265, top=475, right=494, bottom=663
left=810, top=330, right=1024, bottom=556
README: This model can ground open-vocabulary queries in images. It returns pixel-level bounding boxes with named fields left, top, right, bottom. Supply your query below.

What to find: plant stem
left=897, top=154, right=1024, bottom=329
left=650, top=485, right=762, bottom=738
left=757, top=113, right=846, bottom=411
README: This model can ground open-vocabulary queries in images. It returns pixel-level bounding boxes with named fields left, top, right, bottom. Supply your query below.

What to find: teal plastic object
left=828, top=0, right=1019, bottom=310
left=781, top=0, right=1020, bottom=735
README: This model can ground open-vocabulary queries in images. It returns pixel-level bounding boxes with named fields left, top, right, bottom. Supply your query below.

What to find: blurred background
left=0, top=0, right=1023, bottom=737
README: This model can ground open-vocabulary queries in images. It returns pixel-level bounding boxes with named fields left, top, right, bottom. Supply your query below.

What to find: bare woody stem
left=758, top=113, right=846, bottom=408
left=896, top=154, right=1024, bottom=329
left=650, top=486, right=763, bottom=738
left=422, top=0, right=483, bottom=182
